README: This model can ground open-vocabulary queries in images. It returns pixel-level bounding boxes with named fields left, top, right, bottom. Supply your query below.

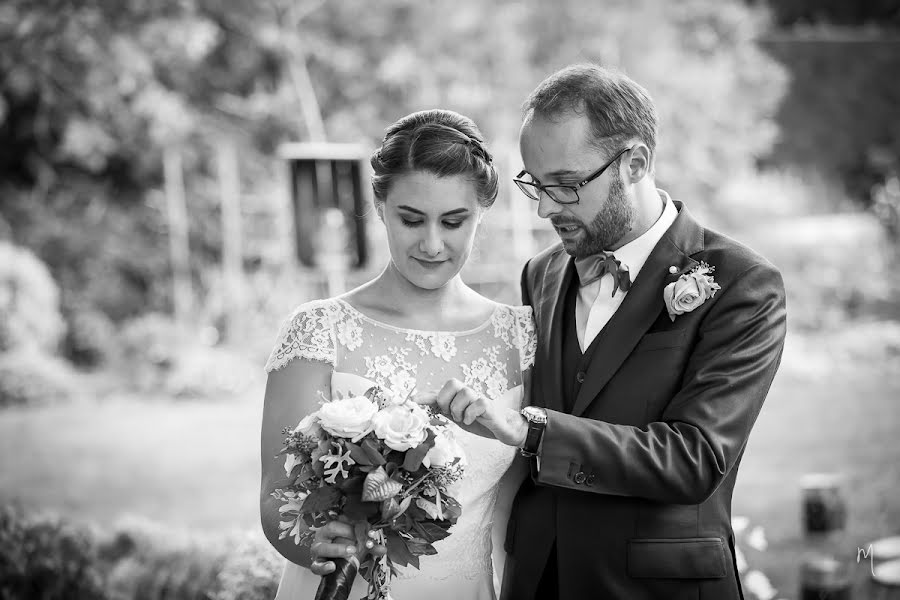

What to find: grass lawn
left=1, top=330, right=898, bottom=599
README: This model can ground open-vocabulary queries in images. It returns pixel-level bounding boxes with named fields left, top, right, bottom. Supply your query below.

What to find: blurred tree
left=751, top=0, right=900, bottom=206
left=0, top=0, right=786, bottom=324
left=750, top=0, right=900, bottom=28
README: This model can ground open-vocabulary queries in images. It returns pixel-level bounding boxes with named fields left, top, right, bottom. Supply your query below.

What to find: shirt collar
left=606, top=188, right=677, bottom=280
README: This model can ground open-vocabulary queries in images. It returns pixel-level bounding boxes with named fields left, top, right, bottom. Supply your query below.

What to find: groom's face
left=519, top=111, right=635, bottom=257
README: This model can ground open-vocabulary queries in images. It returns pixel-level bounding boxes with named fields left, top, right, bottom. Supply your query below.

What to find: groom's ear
left=625, top=144, right=651, bottom=183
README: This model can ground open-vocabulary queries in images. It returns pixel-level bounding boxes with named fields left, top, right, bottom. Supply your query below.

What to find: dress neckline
left=334, top=297, right=500, bottom=336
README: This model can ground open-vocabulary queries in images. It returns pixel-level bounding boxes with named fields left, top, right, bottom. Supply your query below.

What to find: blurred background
left=1, top=0, right=899, bottom=598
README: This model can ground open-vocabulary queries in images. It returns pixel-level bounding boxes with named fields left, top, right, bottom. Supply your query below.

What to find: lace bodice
left=266, top=297, right=536, bottom=599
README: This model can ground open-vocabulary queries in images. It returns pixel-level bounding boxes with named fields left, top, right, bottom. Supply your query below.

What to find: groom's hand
left=414, top=379, right=528, bottom=447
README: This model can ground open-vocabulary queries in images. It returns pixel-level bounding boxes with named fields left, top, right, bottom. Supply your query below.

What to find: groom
left=441, top=64, right=787, bottom=599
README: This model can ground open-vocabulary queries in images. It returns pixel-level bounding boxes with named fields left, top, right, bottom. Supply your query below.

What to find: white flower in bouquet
left=415, top=497, right=445, bottom=520
left=317, top=396, right=378, bottom=439
left=292, top=411, right=323, bottom=438
left=284, top=453, right=301, bottom=475
left=423, top=430, right=467, bottom=468
left=371, top=402, right=429, bottom=451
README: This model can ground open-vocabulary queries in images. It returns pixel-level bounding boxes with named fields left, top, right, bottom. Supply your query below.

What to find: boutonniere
left=663, top=262, right=721, bottom=321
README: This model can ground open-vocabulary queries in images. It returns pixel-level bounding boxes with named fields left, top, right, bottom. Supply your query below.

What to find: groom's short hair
left=524, top=64, right=658, bottom=163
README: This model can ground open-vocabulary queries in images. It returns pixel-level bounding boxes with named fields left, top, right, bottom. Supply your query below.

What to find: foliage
left=0, top=349, right=76, bottom=408
left=62, top=304, right=119, bottom=369
left=101, top=519, right=225, bottom=600
left=116, top=312, right=262, bottom=398
left=212, top=533, right=282, bottom=600
left=760, top=28, right=900, bottom=206
left=0, top=505, right=283, bottom=600
left=0, top=504, right=107, bottom=600
left=0, top=0, right=788, bottom=333
left=760, top=0, right=900, bottom=28
left=0, top=241, right=65, bottom=354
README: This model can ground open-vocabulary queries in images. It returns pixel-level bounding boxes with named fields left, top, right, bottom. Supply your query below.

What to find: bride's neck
left=366, top=262, right=469, bottom=316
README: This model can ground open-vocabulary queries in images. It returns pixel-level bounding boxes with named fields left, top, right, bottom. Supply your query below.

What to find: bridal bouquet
left=273, top=386, right=466, bottom=600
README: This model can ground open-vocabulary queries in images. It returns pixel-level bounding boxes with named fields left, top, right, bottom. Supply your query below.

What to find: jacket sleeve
left=534, top=262, right=787, bottom=504
left=520, top=259, right=533, bottom=308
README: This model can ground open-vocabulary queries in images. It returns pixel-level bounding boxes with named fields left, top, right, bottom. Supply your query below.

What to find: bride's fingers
left=310, top=559, right=335, bottom=575
left=314, top=520, right=355, bottom=543
left=310, top=539, right=358, bottom=561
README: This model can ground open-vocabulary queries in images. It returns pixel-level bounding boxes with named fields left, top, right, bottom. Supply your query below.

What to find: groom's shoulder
left=526, top=242, right=567, bottom=274
left=696, top=224, right=783, bottom=295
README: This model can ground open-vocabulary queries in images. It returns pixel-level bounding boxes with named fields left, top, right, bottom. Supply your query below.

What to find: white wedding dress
left=265, top=297, right=536, bottom=600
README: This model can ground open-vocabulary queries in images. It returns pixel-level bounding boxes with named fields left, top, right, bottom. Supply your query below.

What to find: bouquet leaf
left=344, top=494, right=380, bottom=521
left=405, top=538, right=438, bottom=557
left=361, top=438, right=387, bottom=466
left=300, top=486, right=341, bottom=514
left=344, top=441, right=373, bottom=466
left=386, top=532, right=418, bottom=569
left=402, top=430, right=436, bottom=472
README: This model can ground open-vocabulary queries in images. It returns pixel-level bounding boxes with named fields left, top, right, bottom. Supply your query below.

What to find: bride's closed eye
left=400, top=218, right=466, bottom=229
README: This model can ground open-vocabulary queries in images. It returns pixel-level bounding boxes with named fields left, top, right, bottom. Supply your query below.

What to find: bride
left=260, top=109, right=535, bottom=599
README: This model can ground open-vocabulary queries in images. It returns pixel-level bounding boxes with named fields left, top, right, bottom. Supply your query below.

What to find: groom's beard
left=572, top=170, right=635, bottom=258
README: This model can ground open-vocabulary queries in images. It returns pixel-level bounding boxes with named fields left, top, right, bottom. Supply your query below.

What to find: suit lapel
left=537, top=250, right=574, bottom=413
left=570, top=202, right=705, bottom=417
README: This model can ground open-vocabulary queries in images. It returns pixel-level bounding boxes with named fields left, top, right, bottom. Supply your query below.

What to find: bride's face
left=380, top=171, right=482, bottom=290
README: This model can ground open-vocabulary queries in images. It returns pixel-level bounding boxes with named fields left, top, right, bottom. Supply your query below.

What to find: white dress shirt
left=576, top=189, right=678, bottom=351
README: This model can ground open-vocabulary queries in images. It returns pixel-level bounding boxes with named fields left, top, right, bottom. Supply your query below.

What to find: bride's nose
left=419, top=225, right=444, bottom=257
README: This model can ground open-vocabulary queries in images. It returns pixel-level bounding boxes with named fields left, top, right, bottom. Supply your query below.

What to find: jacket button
left=586, top=474, right=595, bottom=486
left=576, top=371, right=586, bottom=384
left=574, top=471, right=586, bottom=484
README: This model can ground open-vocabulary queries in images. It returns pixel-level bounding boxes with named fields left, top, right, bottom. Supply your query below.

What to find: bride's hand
left=309, top=520, right=387, bottom=576
left=414, top=378, right=528, bottom=447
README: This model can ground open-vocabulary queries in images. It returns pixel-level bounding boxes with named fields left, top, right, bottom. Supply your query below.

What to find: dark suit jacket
left=501, top=201, right=787, bottom=600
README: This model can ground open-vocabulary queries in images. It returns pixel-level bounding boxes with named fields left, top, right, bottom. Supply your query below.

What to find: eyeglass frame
left=513, top=146, right=633, bottom=205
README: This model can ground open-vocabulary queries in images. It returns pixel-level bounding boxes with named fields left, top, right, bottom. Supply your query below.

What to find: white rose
left=317, top=396, right=378, bottom=439
left=292, top=412, right=324, bottom=438
left=423, top=430, right=467, bottom=469
left=371, top=402, right=429, bottom=451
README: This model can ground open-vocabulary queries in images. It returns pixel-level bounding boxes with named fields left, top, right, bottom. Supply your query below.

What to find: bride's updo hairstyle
left=371, top=109, right=499, bottom=210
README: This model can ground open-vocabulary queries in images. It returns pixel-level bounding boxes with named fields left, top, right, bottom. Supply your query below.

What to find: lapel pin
left=668, top=266, right=678, bottom=274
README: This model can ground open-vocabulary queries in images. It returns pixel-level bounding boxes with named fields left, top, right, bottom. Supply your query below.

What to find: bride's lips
left=413, top=257, right=447, bottom=269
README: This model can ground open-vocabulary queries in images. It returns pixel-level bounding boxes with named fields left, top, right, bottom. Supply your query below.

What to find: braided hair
left=371, top=109, right=499, bottom=210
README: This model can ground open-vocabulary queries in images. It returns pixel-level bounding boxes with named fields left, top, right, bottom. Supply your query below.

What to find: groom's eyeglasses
left=513, top=146, right=632, bottom=205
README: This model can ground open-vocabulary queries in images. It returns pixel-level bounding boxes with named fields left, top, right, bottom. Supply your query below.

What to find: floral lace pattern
left=265, top=298, right=537, bottom=595
left=461, top=345, right=508, bottom=402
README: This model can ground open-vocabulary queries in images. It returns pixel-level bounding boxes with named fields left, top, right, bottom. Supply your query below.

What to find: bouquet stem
left=314, top=555, right=360, bottom=600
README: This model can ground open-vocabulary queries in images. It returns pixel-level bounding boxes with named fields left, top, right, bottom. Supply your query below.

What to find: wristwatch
left=519, top=406, right=548, bottom=457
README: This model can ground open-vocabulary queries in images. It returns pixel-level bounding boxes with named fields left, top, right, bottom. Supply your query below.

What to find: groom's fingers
left=462, top=399, right=486, bottom=425
left=437, top=379, right=465, bottom=415
left=411, top=390, right=438, bottom=406
left=449, top=387, right=477, bottom=422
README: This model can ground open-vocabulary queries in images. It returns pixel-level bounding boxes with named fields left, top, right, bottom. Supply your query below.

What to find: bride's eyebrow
left=397, top=206, right=470, bottom=217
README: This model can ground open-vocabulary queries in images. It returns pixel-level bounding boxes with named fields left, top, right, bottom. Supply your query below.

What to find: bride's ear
left=376, top=203, right=385, bottom=222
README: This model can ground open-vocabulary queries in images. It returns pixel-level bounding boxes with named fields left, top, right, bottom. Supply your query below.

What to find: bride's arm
left=260, top=356, right=332, bottom=567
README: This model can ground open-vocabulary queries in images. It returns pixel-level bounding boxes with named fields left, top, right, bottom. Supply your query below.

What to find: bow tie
left=574, top=252, right=632, bottom=297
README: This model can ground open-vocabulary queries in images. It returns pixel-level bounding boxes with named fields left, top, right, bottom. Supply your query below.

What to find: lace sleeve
left=513, top=305, right=537, bottom=372
left=264, top=300, right=337, bottom=372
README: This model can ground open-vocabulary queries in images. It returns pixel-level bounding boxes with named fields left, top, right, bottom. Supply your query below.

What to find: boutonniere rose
left=664, top=262, right=721, bottom=321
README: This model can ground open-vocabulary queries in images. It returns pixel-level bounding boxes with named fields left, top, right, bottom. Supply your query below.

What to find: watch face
left=522, top=406, right=548, bottom=424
